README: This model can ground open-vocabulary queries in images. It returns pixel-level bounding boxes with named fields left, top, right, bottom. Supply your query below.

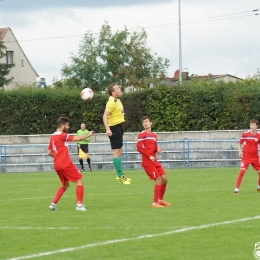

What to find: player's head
left=80, top=122, right=86, bottom=130
left=107, top=83, right=122, bottom=98
left=250, top=119, right=258, bottom=125
left=57, top=117, right=70, bottom=132
left=142, top=116, right=152, bottom=130
left=250, top=119, right=258, bottom=131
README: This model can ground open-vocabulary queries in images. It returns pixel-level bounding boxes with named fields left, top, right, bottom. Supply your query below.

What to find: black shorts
left=109, top=124, right=124, bottom=149
left=78, top=144, right=89, bottom=154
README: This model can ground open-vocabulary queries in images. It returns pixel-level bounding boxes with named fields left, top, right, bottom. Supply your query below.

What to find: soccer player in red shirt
left=234, top=119, right=260, bottom=194
left=136, top=116, right=171, bottom=208
left=47, top=117, right=94, bottom=211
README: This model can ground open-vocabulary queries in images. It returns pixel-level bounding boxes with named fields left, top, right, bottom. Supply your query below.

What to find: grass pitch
left=0, top=167, right=259, bottom=260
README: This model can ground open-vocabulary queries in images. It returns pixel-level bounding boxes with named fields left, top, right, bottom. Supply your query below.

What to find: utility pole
left=178, top=0, right=182, bottom=86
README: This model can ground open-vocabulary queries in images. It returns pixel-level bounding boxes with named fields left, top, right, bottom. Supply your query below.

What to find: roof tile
left=0, top=28, right=8, bottom=42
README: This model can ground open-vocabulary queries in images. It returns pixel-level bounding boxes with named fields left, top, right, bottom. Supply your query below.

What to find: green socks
left=113, top=157, right=123, bottom=177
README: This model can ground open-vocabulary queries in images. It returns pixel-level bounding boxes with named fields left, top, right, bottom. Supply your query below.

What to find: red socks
left=53, top=186, right=66, bottom=204
left=159, top=183, right=167, bottom=201
left=52, top=185, right=84, bottom=205
left=153, top=184, right=161, bottom=203
left=235, top=169, right=245, bottom=188
left=76, top=185, right=84, bottom=204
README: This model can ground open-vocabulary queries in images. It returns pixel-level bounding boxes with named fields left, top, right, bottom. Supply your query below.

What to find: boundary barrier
left=0, top=139, right=241, bottom=173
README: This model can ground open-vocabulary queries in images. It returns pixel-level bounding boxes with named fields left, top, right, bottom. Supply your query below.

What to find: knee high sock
left=258, top=172, right=260, bottom=186
left=235, top=169, right=245, bottom=188
left=79, top=159, right=84, bottom=168
left=53, top=186, right=67, bottom=204
left=153, top=184, right=161, bottom=203
left=76, top=185, right=84, bottom=204
left=113, top=157, right=123, bottom=177
left=87, top=158, right=91, bottom=168
left=159, top=183, right=167, bottom=201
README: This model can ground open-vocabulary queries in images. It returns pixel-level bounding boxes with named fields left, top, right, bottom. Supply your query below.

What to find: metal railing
left=0, top=139, right=241, bottom=173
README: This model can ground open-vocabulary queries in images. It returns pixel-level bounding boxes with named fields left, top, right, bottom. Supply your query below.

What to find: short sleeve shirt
left=48, top=131, right=74, bottom=170
left=105, top=96, right=125, bottom=126
left=239, top=130, right=260, bottom=160
left=76, top=129, right=91, bottom=144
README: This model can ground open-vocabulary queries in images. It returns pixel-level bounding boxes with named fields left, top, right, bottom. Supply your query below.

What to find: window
left=21, top=59, right=24, bottom=67
left=6, top=51, right=14, bottom=65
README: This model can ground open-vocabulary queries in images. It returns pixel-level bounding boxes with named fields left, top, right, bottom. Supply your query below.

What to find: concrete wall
left=1, top=139, right=241, bottom=173
left=0, top=130, right=244, bottom=145
left=0, top=131, right=243, bottom=173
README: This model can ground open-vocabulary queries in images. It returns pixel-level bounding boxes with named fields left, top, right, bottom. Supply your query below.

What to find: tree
left=61, top=22, right=170, bottom=92
left=0, top=40, right=14, bottom=88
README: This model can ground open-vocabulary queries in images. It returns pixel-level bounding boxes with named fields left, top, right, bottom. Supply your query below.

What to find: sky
left=0, top=0, right=259, bottom=84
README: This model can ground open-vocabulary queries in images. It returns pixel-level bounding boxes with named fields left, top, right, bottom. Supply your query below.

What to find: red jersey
left=239, top=130, right=260, bottom=160
left=48, top=131, right=75, bottom=170
left=136, top=130, right=160, bottom=167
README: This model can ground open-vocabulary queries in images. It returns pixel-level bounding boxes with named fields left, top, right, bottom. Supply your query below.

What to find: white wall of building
left=0, top=28, right=38, bottom=90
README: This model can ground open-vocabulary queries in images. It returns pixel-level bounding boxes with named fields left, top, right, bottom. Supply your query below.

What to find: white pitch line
left=0, top=196, right=59, bottom=201
left=0, top=226, right=181, bottom=231
left=6, top=215, right=260, bottom=260
left=0, top=193, right=135, bottom=202
left=0, top=226, right=80, bottom=230
left=0, top=188, right=248, bottom=202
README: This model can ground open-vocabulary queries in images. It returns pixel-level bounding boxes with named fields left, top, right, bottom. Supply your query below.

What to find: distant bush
left=0, top=78, right=260, bottom=135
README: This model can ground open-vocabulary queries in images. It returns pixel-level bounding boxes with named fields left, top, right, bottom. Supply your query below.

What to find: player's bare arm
left=47, top=150, right=54, bottom=157
left=149, top=156, right=156, bottom=161
left=238, top=143, right=243, bottom=158
left=157, top=148, right=162, bottom=153
left=103, top=109, right=112, bottom=136
left=73, top=131, right=94, bottom=142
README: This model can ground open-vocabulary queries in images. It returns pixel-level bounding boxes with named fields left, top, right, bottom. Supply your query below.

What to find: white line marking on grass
left=0, top=196, right=64, bottom=201
left=2, top=188, right=240, bottom=203
left=0, top=193, right=129, bottom=202
left=6, top=215, right=260, bottom=260
left=0, top=226, right=80, bottom=230
left=0, top=225, right=180, bottom=231
left=0, top=226, right=122, bottom=230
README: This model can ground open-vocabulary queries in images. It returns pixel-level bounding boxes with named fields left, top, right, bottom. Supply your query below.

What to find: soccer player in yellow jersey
left=103, top=83, right=131, bottom=185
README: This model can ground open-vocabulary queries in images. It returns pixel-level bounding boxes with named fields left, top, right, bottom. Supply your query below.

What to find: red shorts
left=240, top=159, right=260, bottom=171
left=143, top=163, right=165, bottom=180
left=56, top=164, right=83, bottom=185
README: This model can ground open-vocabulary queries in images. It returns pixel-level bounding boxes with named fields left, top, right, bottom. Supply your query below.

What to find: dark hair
left=57, top=117, right=69, bottom=128
left=107, top=83, right=117, bottom=96
left=250, top=119, right=259, bottom=125
left=142, top=116, right=151, bottom=122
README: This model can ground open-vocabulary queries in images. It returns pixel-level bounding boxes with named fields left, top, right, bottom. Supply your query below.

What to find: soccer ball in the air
left=81, top=88, right=94, bottom=101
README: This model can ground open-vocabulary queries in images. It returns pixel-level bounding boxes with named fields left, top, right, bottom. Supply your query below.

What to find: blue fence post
left=4, top=145, right=7, bottom=173
left=182, top=138, right=190, bottom=168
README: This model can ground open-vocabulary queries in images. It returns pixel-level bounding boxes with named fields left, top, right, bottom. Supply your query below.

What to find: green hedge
left=0, top=79, right=260, bottom=135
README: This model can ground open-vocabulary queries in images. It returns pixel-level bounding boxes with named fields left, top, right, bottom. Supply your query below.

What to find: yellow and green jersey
left=105, top=96, right=125, bottom=126
left=76, top=129, right=91, bottom=144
